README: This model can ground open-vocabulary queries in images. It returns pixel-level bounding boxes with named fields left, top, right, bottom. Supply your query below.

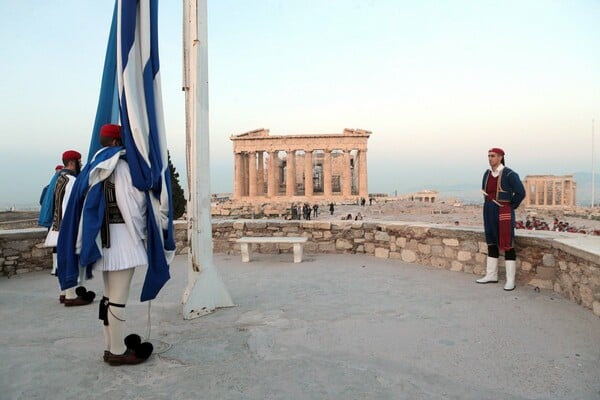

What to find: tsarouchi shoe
left=64, top=297, right=93, bottom=307
left=59, top=295, right=66, bottom=304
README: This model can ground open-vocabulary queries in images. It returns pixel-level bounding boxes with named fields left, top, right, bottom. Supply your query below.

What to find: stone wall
left=0, top=228, right=54, bottom=275
left=2, top=220, right=599, bottom=317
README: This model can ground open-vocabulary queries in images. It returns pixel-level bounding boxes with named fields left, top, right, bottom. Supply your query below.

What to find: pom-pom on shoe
left=124, top=334, right=142, bottom=349
left=107, top=341, right=153, bottom=366
left=75, top=286, right=96, bottom=302
left=64, top=287, right=96, bottom=306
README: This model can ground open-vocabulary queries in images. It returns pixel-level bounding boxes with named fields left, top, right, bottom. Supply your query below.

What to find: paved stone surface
left=1, top=253, right=599, bottom=400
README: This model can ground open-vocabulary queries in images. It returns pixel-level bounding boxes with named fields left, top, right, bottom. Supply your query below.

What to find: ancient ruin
left=230, top=128, right=371, bottom=202
left=522, top=175, right=576, bottom=208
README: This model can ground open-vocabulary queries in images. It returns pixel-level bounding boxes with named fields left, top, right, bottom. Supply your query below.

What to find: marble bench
left=235, top=236, right=308, bottom=263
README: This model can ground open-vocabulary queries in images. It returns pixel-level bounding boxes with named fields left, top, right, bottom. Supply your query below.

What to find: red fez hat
left=55, top=165, right=64, bottom=171
left=488, top=147, right=505, bottom=156
left=62, top=150, right=82, bottom=161
left=100, top=124, right=122, bottom=139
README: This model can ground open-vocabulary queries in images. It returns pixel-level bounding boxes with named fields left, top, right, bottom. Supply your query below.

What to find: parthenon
left=230, top=128, right=371, bottom=201
left=522, top=175, right=577, bottom=208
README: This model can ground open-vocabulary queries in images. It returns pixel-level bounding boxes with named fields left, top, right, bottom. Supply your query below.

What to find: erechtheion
left=522, top=175, right=576, bottom=208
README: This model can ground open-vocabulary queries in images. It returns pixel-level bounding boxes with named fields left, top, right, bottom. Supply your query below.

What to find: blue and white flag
left=60, top=0, right=175, bottom=302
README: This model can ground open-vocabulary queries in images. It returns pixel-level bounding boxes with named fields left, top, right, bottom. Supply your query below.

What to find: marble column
left=323, top=150, right=332, bottom=197
left=543, top=181, right=547, bottom=206
left=342, top=150, right=351, bottom=197
left=358, top=149, right=368, bottom=198
left=248, top=151, right=257, bottom=197
left=267, top=151, right=277, bottom=197
left=304, top=150, right=313, bottom=197
left=286, top=150, right=296, bottom=196
left=233, top=152, right=243, bottom=199
left=257, top=152, right=264, bottom=195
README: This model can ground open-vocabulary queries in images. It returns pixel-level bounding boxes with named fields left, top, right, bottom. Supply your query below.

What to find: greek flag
left=64, top=0, right=175, bottom=302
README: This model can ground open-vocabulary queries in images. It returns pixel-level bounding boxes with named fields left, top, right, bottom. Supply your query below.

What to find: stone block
left=232, top=221, right=245, bottom=230
left=579, top=286, right=594, bottom=307
left=521, top=261, right=532, bottom=272
left=425, top=238, right=442, bottom=245
left=318, top=242, right=335, bottom=252
left=3, top=249, right=19, bottom=257
left=536, top=266, right=555, bottom=281
left=478, top=242, right=487, bottom=253
left=374, top=248, right=389, bottom=259
left=356, top=245, right=365, bottom=253
left=559, top=273, right=575, bottom=291
left=364, top=243, right=375, bottom=254
left=542, top=253, right=556, bottom=267
left=351, top=229, right=365, bottom=238
left=442, top=238, right=459, bottom=247
left=365, top=232, right=374, bottom=240
left=395, top=237, right=406, bottom=248
left=305, top=243, right=318, bottom=253
left=431, top=245, right=444, bottom=256
left=401, top=249, right=417, bottom=263
left=323, top=231, right=333, bottom=240
left=374, top=231, right=390, bottom=242
left=311, top=222, right=331, bottom=230
left=444, top=247, right=456, bottom=258
left=457, top=251, right=472, bottom=262
left=407, top=239, right=419, bottom=250
left=245, top=221, right=267, bottom=229
left=331, top=222, right=349, bottom=231
left=450, top=261, right=463, bottom=271
left=389, top=251, right=401, bottom=259
left=462, top=240, right=479, bottom=252
left=312, top=231, right=323, bottom=239
left=335, top=239, right=354, bottom=250
left=417, top=244, right=431, bottom=255
left=558, top=261, right=568, bottom=271
left=593, top=301, right=600, bottom=317
left=474, top=253, right=486, bottom=263
left=9, top=240, right=35, bottom=252
left=430, top=257, right=448, bottom=269
left=527, top=278, right=553, bottom=290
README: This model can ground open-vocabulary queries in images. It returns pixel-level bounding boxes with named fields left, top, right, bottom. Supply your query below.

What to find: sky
left=1, top=0, right=599, bottom=208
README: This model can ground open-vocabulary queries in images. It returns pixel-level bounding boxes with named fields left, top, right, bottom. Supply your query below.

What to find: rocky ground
left=2, top=200, right=600, bottom=233
left=304, top=199, right=600, bottom=233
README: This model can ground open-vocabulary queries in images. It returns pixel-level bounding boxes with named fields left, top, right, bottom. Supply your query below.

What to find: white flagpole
left=182, top=0, right=234, bottom=319
left=592, top=119, right=595, bottom=208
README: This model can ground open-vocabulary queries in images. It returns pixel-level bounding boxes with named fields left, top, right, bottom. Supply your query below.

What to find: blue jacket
left=481, top=167, right=526, bottom=209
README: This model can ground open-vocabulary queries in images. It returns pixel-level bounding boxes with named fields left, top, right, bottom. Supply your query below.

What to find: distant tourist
left=329, top=202, right=335, bottom=215
left=476, top=147, right=525, bottom=291
left=312, top=203, right=319, bottom=218
left=355, top=212, right=363, bottom=220
left=290, top=203, right=297, bottom=220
